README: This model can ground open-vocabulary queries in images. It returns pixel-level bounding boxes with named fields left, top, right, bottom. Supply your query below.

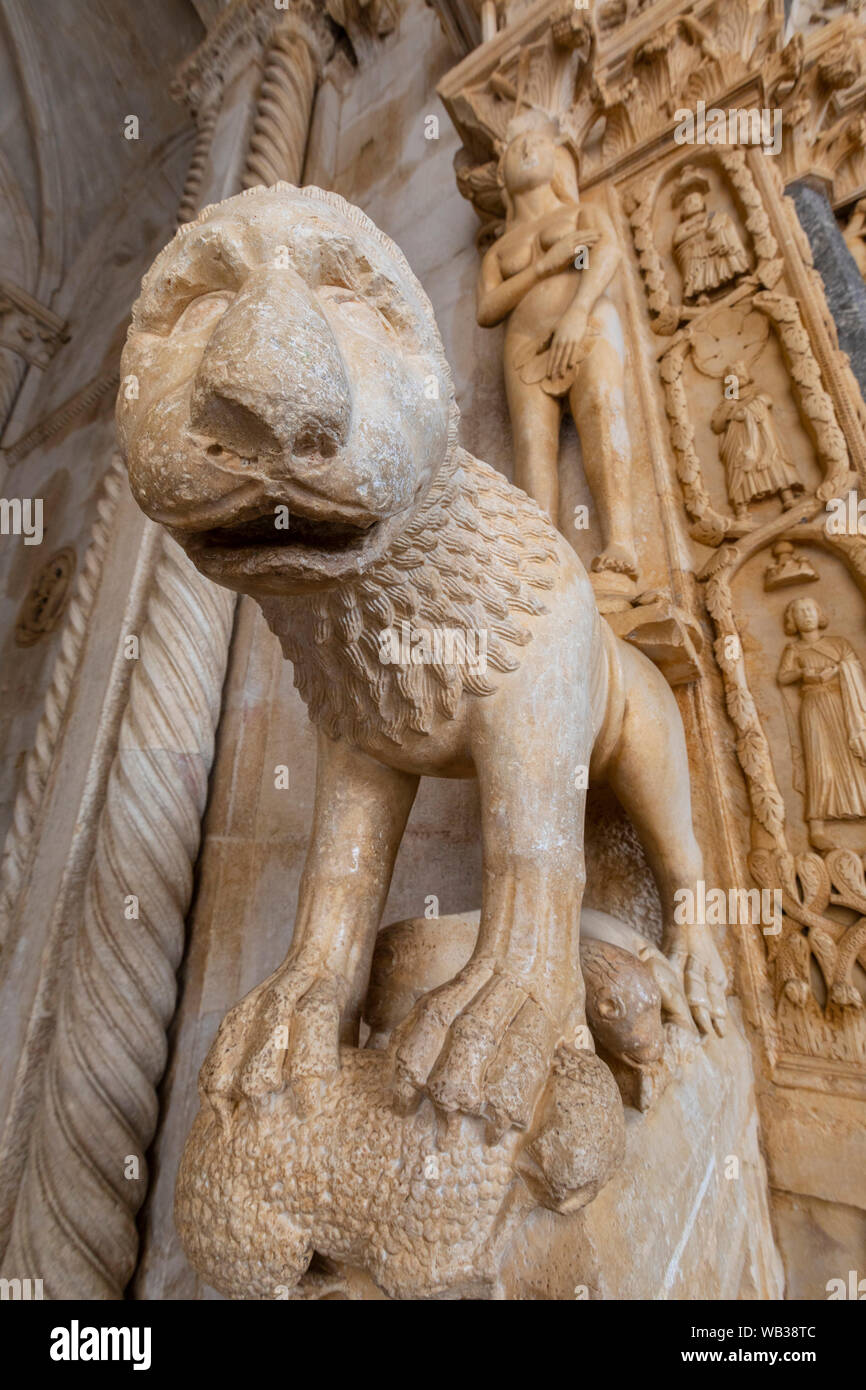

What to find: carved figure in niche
left=671, top=167, right=748, bottom=303
left=475, top=111, right=637, bottom=582
left=778, top=597, right=866, bottom=851
left=118, top=185, right=727, bottom=1294
left=711, top=360, right=803, bottom=520
left=764, top=539, right=818, bottom=591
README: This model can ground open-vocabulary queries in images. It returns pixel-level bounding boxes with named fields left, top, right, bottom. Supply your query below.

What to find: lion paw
left=665, top=925, right=727, bottom=1038
left=199, top=962, right=347, bottom=1121
left=393, top=961, right=560, bottom=1133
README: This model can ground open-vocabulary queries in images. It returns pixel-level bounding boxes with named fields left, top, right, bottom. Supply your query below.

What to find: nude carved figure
left=117, top=183, right=725, bottom=1154
left=476, top=112, right=637, bottom=580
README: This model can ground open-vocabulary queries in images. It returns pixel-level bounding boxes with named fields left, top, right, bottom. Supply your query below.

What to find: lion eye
left=320, top=287, right=396, bottom=339
left=173, top=291, right=232, bottom=333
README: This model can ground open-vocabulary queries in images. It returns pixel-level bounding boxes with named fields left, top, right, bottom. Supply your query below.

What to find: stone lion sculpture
left=116, top=183, right=727, bottom=1298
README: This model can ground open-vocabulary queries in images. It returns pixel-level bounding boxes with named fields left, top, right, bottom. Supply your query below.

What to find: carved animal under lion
left=116, top=183, right=727, bottom=1300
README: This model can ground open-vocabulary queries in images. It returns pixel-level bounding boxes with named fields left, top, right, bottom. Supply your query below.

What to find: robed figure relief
left=671, top=167, right=748, bottom=302
left=711, top=362, right=803, bottom=521
left=476, top=112, right=637, bottom=582
left=778, top=597, right=866, bottom=851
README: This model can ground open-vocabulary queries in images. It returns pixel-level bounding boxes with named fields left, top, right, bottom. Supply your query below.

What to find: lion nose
left=190, top=265, right=351, bottom=465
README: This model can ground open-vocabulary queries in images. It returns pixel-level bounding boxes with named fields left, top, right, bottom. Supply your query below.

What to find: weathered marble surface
left=117, top=171, right=733, bottom=1298
left=0, top=0, right=204, bottom=845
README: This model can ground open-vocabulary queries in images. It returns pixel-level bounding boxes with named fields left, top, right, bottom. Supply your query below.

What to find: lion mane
left=260, top=450, right=560, bottom=746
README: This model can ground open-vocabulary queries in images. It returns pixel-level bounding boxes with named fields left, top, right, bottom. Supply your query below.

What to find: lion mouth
left=178, top=490, right=409, bottom=594
left=196, top=509, right=376, bottom=553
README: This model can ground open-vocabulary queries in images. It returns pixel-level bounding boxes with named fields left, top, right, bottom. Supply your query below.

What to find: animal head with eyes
left=116, top=183, right=457, bottom=597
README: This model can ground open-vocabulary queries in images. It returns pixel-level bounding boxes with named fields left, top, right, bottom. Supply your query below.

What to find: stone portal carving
left=13, top=547, right=76, bottom=647
left=475, top=110, right=638, bottom=597
left=0, top=0, right=382, bottom=1299
left=672, top=166, right=749, bottom=303
left=117, top=183, right=727, bottom=1298
left=711, top=361, right=804, bottom=521
left=364, top=908, right=697, bottom=1114
left=764, top=539, right=819, bottom=590
left=439, top=0, right=866, bottom=1108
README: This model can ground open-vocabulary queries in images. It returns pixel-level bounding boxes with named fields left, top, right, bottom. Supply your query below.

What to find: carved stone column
left=0, top=458, right=126, bottom=938
left=242, top=9, right=333, bottom=188
left=1, top=543, right=233, bottom=1297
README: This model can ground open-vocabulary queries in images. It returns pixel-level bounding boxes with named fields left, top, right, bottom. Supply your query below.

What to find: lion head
left=116, top=183, right=457, bottom=597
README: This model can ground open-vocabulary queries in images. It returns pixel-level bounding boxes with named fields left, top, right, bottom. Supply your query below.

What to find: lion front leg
left=200, top=732, right=418, bottom=1121
left=395, top=687, right=591, bottom=1135
left=605, top=640, right=728, bottom=1037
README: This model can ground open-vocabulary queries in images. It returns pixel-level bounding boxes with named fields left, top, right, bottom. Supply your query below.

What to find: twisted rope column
left=178, top=99, right=221, bottom=224
left=0, top=455, right=125, bottom=946
left=242, top=21, right=319, bottom=188
left=2, top=538, right=234, bottom=1296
